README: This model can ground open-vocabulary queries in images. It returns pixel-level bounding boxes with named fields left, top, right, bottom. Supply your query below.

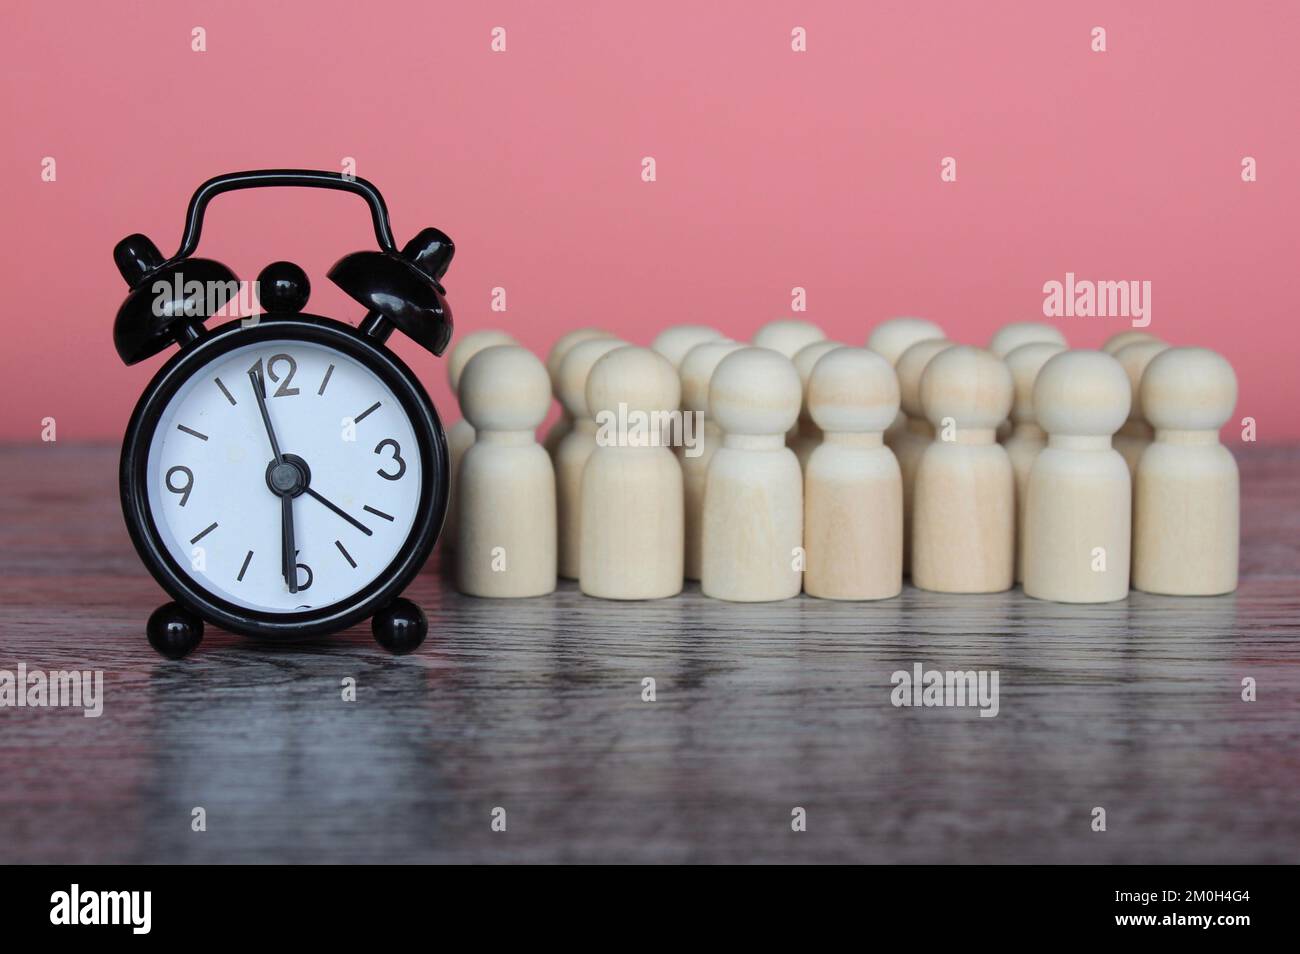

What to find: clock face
left=144, top=337, right=424, bottom=615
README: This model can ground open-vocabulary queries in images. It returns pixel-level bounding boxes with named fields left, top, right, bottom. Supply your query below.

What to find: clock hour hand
left=248, top=366, right=284, bottom=463
left=281, top=496, right=298, bottom=594
left=304, top=488, right=373, bottom=536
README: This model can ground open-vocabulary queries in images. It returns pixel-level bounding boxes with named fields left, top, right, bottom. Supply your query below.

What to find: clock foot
left=371, top=597, right=427, bottom=655
left=146, top=602, right=204, bottom=659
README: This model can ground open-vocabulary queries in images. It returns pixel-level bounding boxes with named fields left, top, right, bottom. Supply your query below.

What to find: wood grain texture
left=1, top=444, right=1298, bottom=864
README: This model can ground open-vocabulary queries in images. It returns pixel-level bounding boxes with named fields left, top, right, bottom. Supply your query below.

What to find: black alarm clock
left=113, top=170, right=453, bottom=659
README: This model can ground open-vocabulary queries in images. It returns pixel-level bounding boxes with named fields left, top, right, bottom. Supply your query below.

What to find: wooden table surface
left=1, top=443, right=1297, bottom=864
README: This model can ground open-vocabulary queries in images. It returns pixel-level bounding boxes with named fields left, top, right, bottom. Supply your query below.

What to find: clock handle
left=165, top=170, right=399, bottom=267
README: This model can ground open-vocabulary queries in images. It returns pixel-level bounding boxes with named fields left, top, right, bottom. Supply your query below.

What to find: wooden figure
left=554, top=337, right=627, bottom=579
left=1102, top=329, right=1163, bottom=356
left=1111, top=339, right=1171, bottom=478
left=1022, top=350, right=1132, bottom=603
left=989, top=323, right=1066, bottom=440
left=752, top=320, right=827, bottom=443
left=790, top=340, right=843, bottom=469
left=866, top=317, right=945, bottom=447
left=752, top=318, right=826, bottom=359
left=443, top=329, right=517, bottom=550
left=893, top=338, right=952, bottom=573
left=989, top=321, right=1067, bottom=358
left=1002, top=340, right=1066, bottom=583
left=542, top=328, right=615, bottom=456
left=678, top=339, right=744, bottom=580
left=911, top=346, right=1014, bottom=593
left=702, top=347, right=803, bottom=602
left=651, top=324, right=726, bottom=369
left=579, top=347, right=684, bottom=599
left=803, top=348, right=902, bottom=600
left=456, top=345, right=557, bottom=597
left=1133, top=348, right=1239, bottom=595
left=866, top=317, right=946, bottom=365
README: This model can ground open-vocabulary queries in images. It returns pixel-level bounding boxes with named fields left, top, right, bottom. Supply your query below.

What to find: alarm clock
left=113, top=170, right=453, bottom=659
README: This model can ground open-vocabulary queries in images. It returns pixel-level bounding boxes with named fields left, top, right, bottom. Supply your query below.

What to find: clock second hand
left=248, top=367, right=284, bottom=464
left=249, top=367, right=297, bottom=593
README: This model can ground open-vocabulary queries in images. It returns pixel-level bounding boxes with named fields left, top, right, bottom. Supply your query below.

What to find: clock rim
left=119, top=313, right=448, bottom=640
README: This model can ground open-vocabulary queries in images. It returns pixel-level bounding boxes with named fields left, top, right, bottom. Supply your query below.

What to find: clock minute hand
left=281, top=496, right=298, bottom=595
left=248, top=366, right=284, bottom=463
left=249, top=368, right=296, bottom=592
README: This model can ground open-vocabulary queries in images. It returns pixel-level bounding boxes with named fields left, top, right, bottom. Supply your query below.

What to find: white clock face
left=145, top=338, right=424, bottom=614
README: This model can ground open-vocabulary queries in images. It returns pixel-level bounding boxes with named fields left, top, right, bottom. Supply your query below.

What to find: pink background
left=2, top=0, right=1297, bottom=442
